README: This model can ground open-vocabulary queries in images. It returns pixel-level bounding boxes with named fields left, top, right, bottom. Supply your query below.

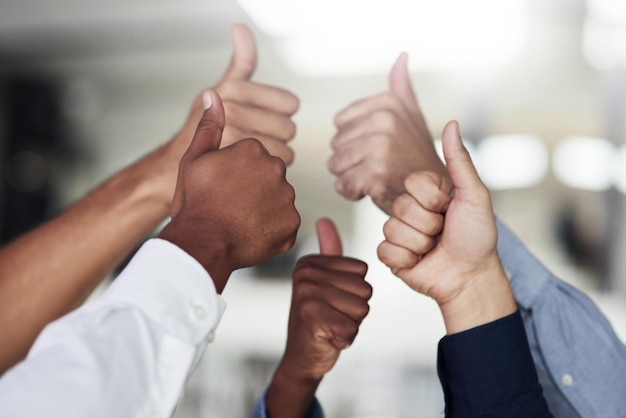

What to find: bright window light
left=582, top=21, right=626, bottom=70
left=552, top=136, right=615, bottom=191
left=586, top=0, right=626, bottom=24
left=476, top=135, right=548, bottom=190
left=237, top=0, right=527, bottom=75
left=583, top=0, right=626, bottom=70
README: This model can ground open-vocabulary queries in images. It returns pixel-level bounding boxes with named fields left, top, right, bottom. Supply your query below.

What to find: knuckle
left=423, top=193, right=443, bottom=212
left=363, top=282, right=373, bottom=300
left=356, top=301, right=370, bottom=319
left=282, top=94, right=300, bottom=114
left=413, top=235, right=432, bottom=253
left=283, top=119, right=297, bottom=139
left=327, top=155, right=341, bottom=174
left=238, top=137, right=265, bottom=153
left=368, top=132, right=391, bottom=150
left=340, top=322, right=359, bottom=341
left=336, top=179, right=364, bottom=201
left=281, top=147, right=295, bottom=166
left=290, top=208, right=301, bottom=231
left=391, top=194, right=412, bottom=218
left=377, top=242, right=392, bottom=265
left=293, top=279, right=315, bottom=300
left=404, top=171, right=426, bottom=189
left=382, top=219, right=395, bottom=240
left=299, top=298, right=320, bottom=321
left=215, top=80, right=238, bottom=99
left=424, top=214, right=444, bottom=236
left=372, top=109, right=397, bottom=130
left=293, top=266, right=316, bottom=284
left=271, top=144, right=295, bottom=166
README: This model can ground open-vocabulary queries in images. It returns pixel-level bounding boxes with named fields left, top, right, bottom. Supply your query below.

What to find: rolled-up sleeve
left=0, top=238, right=226, bottom=418
left=497, top=218, right=626, bottom=418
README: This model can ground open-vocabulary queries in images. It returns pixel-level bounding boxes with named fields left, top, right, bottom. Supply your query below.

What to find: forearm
left=265, top=364, right=322, bottom=418
left=0, top=143, right=177, bottom=374
left=0, top=239, right=224, bottom=417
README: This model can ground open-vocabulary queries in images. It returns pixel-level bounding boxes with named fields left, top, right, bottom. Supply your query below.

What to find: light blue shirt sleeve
left=496, top=218, right=626, bottom=418
left=249, top=387, right=325, bottom=418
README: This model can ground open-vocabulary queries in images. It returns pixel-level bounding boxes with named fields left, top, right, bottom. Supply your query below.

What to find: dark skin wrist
left=266, top=362, right=322, bottom=418
left=158, top=219, right=232, bottom=293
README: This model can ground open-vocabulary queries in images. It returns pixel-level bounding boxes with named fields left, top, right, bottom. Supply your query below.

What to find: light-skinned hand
left=328, top=52, right=448, bottom=215
left=377, top=121, right=515, bottom=334
left=157, top=23, right=300, bottom=207
left=174, top=23, right=299, bottom=166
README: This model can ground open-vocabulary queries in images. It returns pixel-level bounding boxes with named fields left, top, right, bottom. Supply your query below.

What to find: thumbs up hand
left=328, top=52, right=449, bottom=215
left=215, top=23, right=300, bottom=164
left=265, top=218, right=371, bottom=418
left=153, top=24, right=299, bottom=239
left=176, top=23, right=298, bottom=165
left=159, top=90, right=300, bottom=294
left=377, top=121, right=516, bottom=334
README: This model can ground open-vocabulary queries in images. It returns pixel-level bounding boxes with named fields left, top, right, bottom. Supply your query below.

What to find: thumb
left=441, top=121, right=482, bottom=191
left=389, top=52, right=419, bottom=111
left=316, top=217, right=343, bottom=256
left=220, top=23, right=257, bottom=81
left=183, top=90, right=225, bottom=159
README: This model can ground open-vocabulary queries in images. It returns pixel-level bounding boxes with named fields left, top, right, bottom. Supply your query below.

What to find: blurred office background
left=1, top=0, right=626, bottom=416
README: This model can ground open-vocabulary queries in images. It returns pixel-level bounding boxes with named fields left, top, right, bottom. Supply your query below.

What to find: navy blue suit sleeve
left=437, top=311, right=553, bottom=417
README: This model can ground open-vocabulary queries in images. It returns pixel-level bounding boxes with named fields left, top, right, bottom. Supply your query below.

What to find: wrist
left=266, top=362, right=321, bottom=418
left=158, top=219, right=233, bottom=293
left=112, top=140, right=181, bottom=223
left=145, top=139, right=185, bottom=208
left=438, top=255, right=517, bottom=335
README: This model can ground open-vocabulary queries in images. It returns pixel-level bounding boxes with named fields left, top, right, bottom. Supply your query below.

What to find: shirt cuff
left=249, top=387, right=325, bottom=418
left=102, top=238, right=226, bottom=345
left=495, top=218, right=553, bottom=309
left=437, top=311, right=544, bottom=416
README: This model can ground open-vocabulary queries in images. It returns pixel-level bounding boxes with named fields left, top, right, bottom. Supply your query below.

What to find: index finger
left=217, top=80, right=299, bottom=116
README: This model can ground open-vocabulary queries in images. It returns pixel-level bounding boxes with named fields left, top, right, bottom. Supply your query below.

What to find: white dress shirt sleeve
left=0, top=238, right=226, bottom=418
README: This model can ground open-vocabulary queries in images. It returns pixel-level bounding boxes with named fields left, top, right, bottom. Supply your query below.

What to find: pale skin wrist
left=437, top=256, right=517, bottom=335
left=136, top=139, right=186, bottom=211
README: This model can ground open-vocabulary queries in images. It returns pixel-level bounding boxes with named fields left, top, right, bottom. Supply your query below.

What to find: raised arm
left=0, top=90, right=300, bottom=418
left=251, top=218, right=372, bottom=418
left=0, top=23, right=299, bottom=374
left=329, top=52, right=626, bottom=417
left=378, top=121, right=551, bottom=417
left=378, top=121, right=515, bottom=333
